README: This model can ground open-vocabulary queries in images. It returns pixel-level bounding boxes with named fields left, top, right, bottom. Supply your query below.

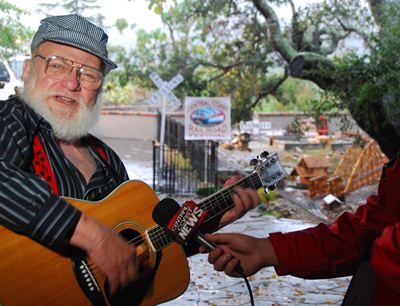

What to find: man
left=203, top=155, right=400, bottom=305
left=0, top=14, right=260, bottom=296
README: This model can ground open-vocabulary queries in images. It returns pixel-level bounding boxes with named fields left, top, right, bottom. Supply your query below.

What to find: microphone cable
left=236, top=266, right=255, bottom=306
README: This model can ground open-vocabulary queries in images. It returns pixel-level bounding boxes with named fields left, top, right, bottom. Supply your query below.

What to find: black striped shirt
left=0, top=97, right=129, bottom=251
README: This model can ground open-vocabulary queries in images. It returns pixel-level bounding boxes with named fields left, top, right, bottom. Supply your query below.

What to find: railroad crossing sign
left=148, top=72, right=183, bottom=109
left=148, top=72, right=184, bottom=168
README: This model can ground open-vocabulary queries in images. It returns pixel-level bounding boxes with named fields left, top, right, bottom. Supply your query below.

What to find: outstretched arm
left=202, top=232, right=278, bottom=277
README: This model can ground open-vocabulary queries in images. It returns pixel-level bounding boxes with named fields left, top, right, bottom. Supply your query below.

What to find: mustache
left=25, top=90, right=88, bottom=109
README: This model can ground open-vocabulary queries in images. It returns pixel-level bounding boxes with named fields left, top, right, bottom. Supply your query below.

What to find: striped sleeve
left=0, top=101, right=81, bottom=251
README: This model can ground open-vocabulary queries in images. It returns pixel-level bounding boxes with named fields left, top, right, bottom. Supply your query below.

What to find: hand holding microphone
left=152, top=198, right=254, bottom=306
left=152, top=198, right=246, bottom=273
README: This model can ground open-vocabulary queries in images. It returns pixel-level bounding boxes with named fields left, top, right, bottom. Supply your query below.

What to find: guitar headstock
left=251, top=151, right=287, bottom=192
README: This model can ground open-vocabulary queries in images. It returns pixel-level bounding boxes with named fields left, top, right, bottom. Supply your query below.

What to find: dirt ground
left=218, top=138, right=380, bottom=224
left=266, top=183, right=378, bottom=224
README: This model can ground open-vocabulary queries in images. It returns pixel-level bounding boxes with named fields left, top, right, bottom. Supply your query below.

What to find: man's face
left=21, top=41, right=104, bottom=141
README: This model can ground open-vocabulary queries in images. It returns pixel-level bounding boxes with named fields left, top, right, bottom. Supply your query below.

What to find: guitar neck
left=147, top=171, right=262, bottom=252
left=197, top=172, right=262, bottom=224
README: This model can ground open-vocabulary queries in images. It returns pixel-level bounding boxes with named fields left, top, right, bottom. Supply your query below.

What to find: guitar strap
left=32, top=134, right=108, bottom=195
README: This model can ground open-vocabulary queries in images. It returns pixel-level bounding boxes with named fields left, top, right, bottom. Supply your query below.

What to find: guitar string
left=86, top=172, right=269, bottom=275
left=200, top=174, right=260, bottom=224
left=86, top=175, right=262, bottom=274
left=199, top=174, right=257, bottom=214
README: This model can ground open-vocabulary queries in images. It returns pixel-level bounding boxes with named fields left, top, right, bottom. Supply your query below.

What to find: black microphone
left=152, top=198, right=216, bottom=251
left=153, top=198, right=255, bottom=305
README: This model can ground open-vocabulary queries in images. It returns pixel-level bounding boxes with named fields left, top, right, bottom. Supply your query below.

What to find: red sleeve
left=371, top=223, right=400, bottom=295
left=270, top=175, right=400, bottom=279
left=269, top=155, right=400, bottom=279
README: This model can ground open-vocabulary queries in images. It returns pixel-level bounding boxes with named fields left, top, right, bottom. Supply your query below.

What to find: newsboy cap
left=31, top=14, right=117, bottom=74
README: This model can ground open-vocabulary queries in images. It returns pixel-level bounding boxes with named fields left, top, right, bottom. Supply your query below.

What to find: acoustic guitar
left=0, top=152, right=286, bottom=306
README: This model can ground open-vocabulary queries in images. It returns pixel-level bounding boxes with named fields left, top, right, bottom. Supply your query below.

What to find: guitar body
left=0, top=180, right=190, bottom=306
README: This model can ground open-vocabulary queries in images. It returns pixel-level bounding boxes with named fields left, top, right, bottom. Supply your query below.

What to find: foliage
left=0, top=1, right=33, bottom=57
left=37, top=0, right=106, bottom=26
left=109, top=0, right=290, bottom=123
left=111, top=0, right=400, bottom=157
left=103, top=80, right=151, bottom=105
left=329, top=2, right=400, bottom=141
left=255, top=78, right=320, bottom=112
left=109, top=0, right=373, bottom=120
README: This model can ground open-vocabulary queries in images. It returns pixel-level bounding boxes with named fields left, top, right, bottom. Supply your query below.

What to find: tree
left=0, top=0, right=33, bottom=57
left=113, top=0, right=400, bottom=158
left=37, top=0, right=106, bottom=27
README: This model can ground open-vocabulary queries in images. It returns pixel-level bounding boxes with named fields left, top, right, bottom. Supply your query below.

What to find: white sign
left=148, top=72, right=183, bottom=109
left=149, top=72, right=184, bottom=168
left=239, top=120, right=272, bottom=134
left=184, top=96, right=231, bottom=140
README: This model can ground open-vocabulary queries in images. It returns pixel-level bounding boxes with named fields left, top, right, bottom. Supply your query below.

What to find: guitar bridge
left=72, top=254, right=107, bottom=306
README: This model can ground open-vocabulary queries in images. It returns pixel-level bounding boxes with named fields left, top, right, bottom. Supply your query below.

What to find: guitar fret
left=199, top=172, right=262, bottom=224
left=148, top=225, right=173, bottom=251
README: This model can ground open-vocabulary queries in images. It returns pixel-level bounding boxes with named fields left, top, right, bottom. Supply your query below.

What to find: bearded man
left=0, top=14, right=260, bottom=301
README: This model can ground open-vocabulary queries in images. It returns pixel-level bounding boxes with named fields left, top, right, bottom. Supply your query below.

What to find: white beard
left=20, top=73, right=102, bottom=142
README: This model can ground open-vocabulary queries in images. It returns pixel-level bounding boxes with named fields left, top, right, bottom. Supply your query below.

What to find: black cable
left=236, top=266, right=255, bottom=306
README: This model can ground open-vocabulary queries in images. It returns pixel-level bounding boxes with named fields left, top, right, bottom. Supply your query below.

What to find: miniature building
left=290, top=156, right=329, bottom=186
left=307, top=139, right=388, bottom=199
left=222, top=132, right=251, bottom=151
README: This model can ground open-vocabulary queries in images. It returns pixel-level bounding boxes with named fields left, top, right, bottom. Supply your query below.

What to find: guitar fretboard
left=147, top=172, right=262, bottom=251
left=198, top=172, right=262, bottom=224
left=148, top=225, right=174, bottom=251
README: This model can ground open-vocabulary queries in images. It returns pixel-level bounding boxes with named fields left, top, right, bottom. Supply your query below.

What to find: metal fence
left=153, top=115, right=219, bottom=195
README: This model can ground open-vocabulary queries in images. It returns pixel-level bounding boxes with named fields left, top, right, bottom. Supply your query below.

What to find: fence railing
left=153, top=115, right=219, bottom=195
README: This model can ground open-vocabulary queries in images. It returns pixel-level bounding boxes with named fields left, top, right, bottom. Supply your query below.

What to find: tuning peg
left=260, top=151, right=269, bottom=159
left=250, top=159, right=258, bottom=167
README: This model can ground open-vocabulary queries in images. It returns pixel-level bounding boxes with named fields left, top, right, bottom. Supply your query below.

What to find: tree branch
left=247, top=68, right=289, bottom=110
left=290, top=53, right=335, bottom=89
left=251, top=0, right=297, bottom=61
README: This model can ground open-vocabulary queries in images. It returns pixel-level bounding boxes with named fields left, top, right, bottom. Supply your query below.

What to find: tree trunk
left=348, top=101, right=400, bottom=159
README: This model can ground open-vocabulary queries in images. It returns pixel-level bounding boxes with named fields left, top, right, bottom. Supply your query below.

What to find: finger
left=235, top=187, right=260, bottom=211
left=199, top=245, right=208, bottom=253
left=245, top=188, right=261, bottom=208
left=125, top=248, right=139, bottom=281
left=204, top=233, right=231, bottom=245
left=224, top=258, right=242, bottom=277
left=207, top=247, right=224, bottom=264
left=234, top=188, right=251, bottom=211
left=224, top=175, right=240, bottom=187
left=108, top=274, right=119, bottom=295
left=229, top=191, right=246, bottom=219
left=213, top=252, right=234, bottom=272
left=118, top=261, right=130, bottom=289
left=126, top=259, right=138, bottom=283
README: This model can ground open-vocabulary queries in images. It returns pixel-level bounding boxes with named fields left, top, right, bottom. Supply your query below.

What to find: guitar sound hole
left=118, top=228, right=151, bottom=273
left=119, top=228, right=142, bottom=245
left=105, top=228, right=157, bottom=306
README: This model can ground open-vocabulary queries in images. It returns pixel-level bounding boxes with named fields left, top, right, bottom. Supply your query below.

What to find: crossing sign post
left=148, top=72, right=184, bottom=167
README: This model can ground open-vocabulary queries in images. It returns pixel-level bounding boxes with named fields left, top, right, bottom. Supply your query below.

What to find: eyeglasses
left=34, top=54, right=104, bottom=90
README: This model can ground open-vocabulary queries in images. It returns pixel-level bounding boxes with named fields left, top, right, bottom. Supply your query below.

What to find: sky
left=11, top=0, right=163, bottom=49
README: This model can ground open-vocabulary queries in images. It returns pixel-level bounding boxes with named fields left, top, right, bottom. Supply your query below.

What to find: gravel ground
left=217, top=137, right=379, bottom=224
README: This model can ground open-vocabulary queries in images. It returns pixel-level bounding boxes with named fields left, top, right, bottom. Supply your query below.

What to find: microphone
left=153, top=198, right=255, bottom=306
left=152, top=198, right=216, bottom=251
